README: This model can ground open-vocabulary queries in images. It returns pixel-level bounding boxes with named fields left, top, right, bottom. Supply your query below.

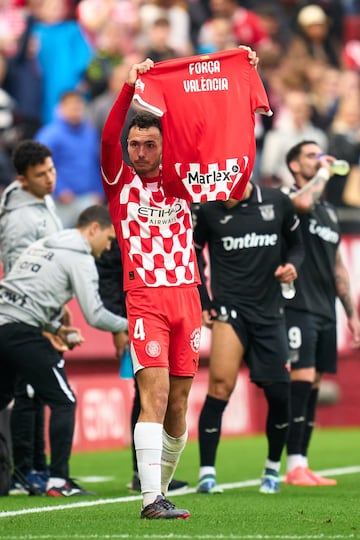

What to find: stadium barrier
left=1, top=235, right=360, bottom=452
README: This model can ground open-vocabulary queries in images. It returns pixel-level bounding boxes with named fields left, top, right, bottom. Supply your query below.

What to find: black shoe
left=46, top=478, right=95, bottom=497
left=168, top=478, right=188, bottom=492
left=9, top=469, right=42, bottom=496
left=141, top=495, right=190, bottom=519
left=127, top=473, right=141, bottom=492
left=128, top=473, right=188, bottom=493
left=26, top=470, right=49, bottom=494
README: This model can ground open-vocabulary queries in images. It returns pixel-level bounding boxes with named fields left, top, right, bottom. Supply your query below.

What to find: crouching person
left=0, top=205, right=128, bottom=496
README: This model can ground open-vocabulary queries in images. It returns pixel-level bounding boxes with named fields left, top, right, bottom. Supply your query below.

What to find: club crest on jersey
left=259, top=204, right=275, bottom=221
left=135, top=79, right=145, bottom=92
left=190, top=327, right=201, bottom=353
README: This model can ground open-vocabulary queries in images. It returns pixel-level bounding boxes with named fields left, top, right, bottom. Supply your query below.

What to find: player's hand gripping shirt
left=132, top=49, right=272, bottom=203
left=101, top=84, right=200, bottom=291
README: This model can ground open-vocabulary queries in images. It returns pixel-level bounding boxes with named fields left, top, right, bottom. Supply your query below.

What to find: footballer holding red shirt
left=100, top=51, right=259, bottom=520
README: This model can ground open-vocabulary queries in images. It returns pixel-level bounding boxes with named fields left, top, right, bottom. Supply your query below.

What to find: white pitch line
left=0, top=534, right=358, bottom=539
left=0, top=466, right=359, bottom=520
left=76, top=476, right=115, bottom=483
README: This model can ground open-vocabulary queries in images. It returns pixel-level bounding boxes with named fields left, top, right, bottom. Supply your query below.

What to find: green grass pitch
left=1, top=428, right=359, bottom=539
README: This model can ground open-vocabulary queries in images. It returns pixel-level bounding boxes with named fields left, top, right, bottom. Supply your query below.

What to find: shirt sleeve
left=192, top=204, right=212, bottom=309
left=69, top=255, right=128, bottom=333
left=1, top=210, right=40, bottom=275
left=249, top=67, right=273, bottom=117
left=101, top=83, right=134, bottom=190
left=192, top=203, right=210, bottom=251
left=95, top=239, right=127, bottom=317
left=132, top=71, right=166, bottom=117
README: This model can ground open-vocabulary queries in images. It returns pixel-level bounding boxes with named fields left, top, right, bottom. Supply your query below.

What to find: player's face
left=19, top=157, right=56, bottom=199
left=297, top=143, right=322, bottom=181
left=91, top=225, right=116, bottom=259
left=127, top=126, right=162, bottom=178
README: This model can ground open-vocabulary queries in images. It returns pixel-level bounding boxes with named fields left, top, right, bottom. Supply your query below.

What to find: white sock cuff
left=163, top=428, right=188, bottom=450
left=199, top=466, right=216, bottom=479
left=134, top=422, right=163, bottom=450
left=265, top=459, right=280, bottom=473
left=47, top=477, right=66, bottom=488
left=287, top=454, right=304, bottom=472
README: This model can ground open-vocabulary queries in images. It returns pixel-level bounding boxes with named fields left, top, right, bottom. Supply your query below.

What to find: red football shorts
left=126, top=285, right=202, bottom=377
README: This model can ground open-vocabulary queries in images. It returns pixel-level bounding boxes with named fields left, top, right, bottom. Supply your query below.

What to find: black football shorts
left=285, top=308, right=337, bottom=374
left=215, top=304, right=290, bottom=386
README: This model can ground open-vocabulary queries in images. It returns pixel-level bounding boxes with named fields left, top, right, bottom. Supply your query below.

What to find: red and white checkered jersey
left=132, top=48, right=272, bottom=202
left=102, top=163, right=200, bottom=291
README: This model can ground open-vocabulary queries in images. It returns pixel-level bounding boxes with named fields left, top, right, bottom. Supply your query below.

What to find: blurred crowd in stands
left=0, top=0, right=359, bottom=230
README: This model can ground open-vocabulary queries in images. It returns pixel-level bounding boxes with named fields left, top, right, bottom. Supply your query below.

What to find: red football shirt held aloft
left=132, top=48, right=272, bottom=202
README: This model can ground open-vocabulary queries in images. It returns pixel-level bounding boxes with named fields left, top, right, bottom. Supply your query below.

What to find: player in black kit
left=193, top=180, right=304, bottom=494
left=283, top=140, right=360, bottom=486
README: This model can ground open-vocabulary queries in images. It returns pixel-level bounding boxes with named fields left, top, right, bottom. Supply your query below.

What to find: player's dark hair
left=76, top=205, right=112, bottom=229
left=12, top=140, right=52, bottom=175
left=129, top=112, right=162, bottom=134
left=285, top=140, right=318, bottom=174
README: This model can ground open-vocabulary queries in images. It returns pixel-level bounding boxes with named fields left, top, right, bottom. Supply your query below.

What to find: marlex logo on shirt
left=187, top=166, right=240, bottom=185
left=175, top=158, right=250, bottom=197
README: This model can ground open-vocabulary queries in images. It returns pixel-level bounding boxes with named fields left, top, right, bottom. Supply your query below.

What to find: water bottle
left=330, top=160, right=350, bottom=176
left=66, top=331, right=81, bottom=345
left=281, top=281, right=296, bottom=300
left=119, top=346, right=134, bottom=379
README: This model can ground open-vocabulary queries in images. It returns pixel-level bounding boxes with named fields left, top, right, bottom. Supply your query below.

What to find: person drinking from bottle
left=283, top=140, right=360, bottom=486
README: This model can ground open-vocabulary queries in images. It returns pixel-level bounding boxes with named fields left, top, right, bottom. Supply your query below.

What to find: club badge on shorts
left=145, top=340, right=161, bottom=357
left=190, top=328, right=201, bottom=353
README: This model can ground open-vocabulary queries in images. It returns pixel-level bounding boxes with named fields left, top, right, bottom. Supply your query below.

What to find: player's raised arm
left=101, top=59, right=155, bottom=184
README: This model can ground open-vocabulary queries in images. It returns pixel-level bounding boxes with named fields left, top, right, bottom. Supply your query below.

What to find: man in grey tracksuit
left=0, top=140, right=64, bottom=492
left=0, top=205, right=128, bottom=496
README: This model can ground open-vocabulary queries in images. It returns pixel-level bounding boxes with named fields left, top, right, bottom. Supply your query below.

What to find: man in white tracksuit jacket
left=0, top=205, right=127, bottom=496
